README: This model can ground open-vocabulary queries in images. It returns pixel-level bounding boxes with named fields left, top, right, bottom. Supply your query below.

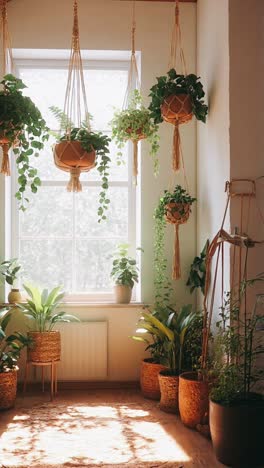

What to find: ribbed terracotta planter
left=54, top=141, right=96, bottom=170
left=161, top=94, right=193, bottom=125
left=114, top=285, right=132, bottom=304
left=140, top=358, right=167, bottom=400
left=179, top=372, right=209, bottom=428
left=210, top=396, right=264, bottom=467
left=0, top=369, right=18, bottom=410
left=158, top=370, right=179, bottom=413
left=28, top=331, right=61, bottom=362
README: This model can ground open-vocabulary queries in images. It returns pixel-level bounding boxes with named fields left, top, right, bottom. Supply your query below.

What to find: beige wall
left=196, top=0, right=230, bottom=311
left=0, top=0, right=197, bottom=381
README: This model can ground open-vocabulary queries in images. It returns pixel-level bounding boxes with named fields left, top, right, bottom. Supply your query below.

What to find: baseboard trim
left=18, top=380, right=140, bottom=392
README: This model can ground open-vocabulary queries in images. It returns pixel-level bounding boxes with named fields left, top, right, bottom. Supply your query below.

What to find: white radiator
left=56, top=321, right=108, bottom=380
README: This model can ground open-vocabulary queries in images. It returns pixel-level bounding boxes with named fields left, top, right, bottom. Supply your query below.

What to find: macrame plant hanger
left=201, top=179, right=264, bottom=372
left=163, top=0, right=192, bottom=173
left=123, top=0, right=142, bottom=185
left=0, top=0, right=14, bottom=176
left=53, top=0, right=95, bottom=192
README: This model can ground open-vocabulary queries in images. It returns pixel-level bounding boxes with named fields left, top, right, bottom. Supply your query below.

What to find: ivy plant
left=0, top=74, right=50, bottom=210
left=50, top=106, right=111, bottom=223
left=148, top=68, right=208, bottom=125
left=111, top=89, right=160, bottom=175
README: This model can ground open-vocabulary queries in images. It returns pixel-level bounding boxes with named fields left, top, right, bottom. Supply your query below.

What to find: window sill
left=62, top=302, right=145, bottom=309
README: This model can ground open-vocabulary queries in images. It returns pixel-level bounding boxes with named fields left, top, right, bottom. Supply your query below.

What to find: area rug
left=0, top=400, right=192, bottom=468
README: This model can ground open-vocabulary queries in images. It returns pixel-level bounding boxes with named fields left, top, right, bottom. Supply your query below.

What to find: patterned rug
left=0, top=400, right=191, bottom=468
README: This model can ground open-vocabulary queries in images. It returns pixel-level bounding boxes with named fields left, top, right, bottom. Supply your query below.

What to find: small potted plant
left=0, top=74, right=49, bottom=210
left=154, top=185, right=196, bottom=280
left=186, top=239, right=209, bottom=295
left=17, top=284, right=80, bottom=363
left=110, top=243, right=142, bottom=304
left=0, top=258, right=22, bottom=303
left=50, top=106, right=111, bottom=223
left=111, top=89, right=160, bottom=183
left=209, top=275, right=264, bottom=467
left=0, top=306, right=30, bottom=409
left=148, top=69, right=208, bottom=170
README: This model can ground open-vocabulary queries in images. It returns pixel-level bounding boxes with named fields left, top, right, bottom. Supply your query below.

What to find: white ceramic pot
left=8, top=289, right=22, bottom=304
left=114, top=285, right=132, bottom=304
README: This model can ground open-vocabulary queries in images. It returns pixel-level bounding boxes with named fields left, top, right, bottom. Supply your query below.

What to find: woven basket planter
left=158, top=370, right=179, bottom=414
left=179, top=371, right=209, bottom=429
left=140, top=358, right=167, bottom=400
left=0, top=369, right=18, bottom=410
left=53, top=141, right=96, bottom=192
left=28, top=331, right=61, bottom=363
left=161, top=94, right=193, bottom=125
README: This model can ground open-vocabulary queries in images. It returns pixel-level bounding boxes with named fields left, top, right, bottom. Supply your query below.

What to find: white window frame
left=10, top=51, right=141, bottom=304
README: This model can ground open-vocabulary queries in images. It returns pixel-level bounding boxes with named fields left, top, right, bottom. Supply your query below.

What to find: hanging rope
left=0, top=0, right=14, bottom=176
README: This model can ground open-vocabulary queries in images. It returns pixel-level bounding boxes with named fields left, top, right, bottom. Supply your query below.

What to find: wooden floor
left=0, top=388, right=225, bottom=468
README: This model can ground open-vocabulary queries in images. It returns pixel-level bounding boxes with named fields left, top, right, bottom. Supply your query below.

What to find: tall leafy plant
left=0, top=307, right=30, bottom=372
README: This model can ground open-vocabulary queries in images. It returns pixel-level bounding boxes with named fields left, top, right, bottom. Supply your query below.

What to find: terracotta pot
left=28, top=331, right=61, bottom=363
left=210, top=395, right=264, bottom=467
left=164, top=203, right=191, bottom=225
left=0, top=368, right=18, bottom=410
left=125, top=127, right=146, bottom=141
left=158, top=370, right=179, bottom=413
left=8, top=288, right=22, bottom=304
left=114, top=285, right=132, bottom=304
left=161, top=94, right=193, bottom=125
left=140, top=358, right=167, bottom=400
left=53, top=140, right=96, bottom=171
left=179, top=371, right=209, bottom=428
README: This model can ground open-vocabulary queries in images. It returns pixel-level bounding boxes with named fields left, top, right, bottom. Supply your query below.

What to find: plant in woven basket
left=111, top=89, right=160, bottom=178
left=154, top=185, right=196, bottom=281
left=50, top=106, right=111, bottom=223
left=186, top=239, right=209, bottom=295
left=0, top=74, right=49, bottom=210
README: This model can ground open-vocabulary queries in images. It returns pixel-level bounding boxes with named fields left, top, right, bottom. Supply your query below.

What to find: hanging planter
left=148, top=0, right=208, bottom=172
left=154, top=185, right=196, bottom=280
left=51, top=1, right=111, bottom=222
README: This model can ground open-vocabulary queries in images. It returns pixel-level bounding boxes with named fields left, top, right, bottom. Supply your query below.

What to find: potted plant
left=0, top=306, right=30, bottom=409
left=0, top=74, right=49, bottom=210
left=148, top=69, right=208, bottom=171
left=17, top=284, right=80, bottom=363
left=110, top=243, right=142, bottom=304
left=50, top=106, right=111, bottom=223
left=186, top=239, right=209, bottom=295
left=0, top=258, right=22, bottom=303
left=209, top=275, right=264, bottom=467
left=111, top=89, right=160, bottom=182
left=132, top=306, right=169, bottom=400
left=154, top=185, right=196, bottom=280
left=144, top=304, right=196, bottom=414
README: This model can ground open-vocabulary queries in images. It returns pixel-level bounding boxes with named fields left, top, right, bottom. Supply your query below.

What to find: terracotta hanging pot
left=161, top=94, right=193, bottom=172
left=165, top=202, right=191, bottom=279
left=53, top=140, right=96, bottom=192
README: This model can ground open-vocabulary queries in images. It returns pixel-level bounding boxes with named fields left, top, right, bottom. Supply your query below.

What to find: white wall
left=0, top=0, right=197, bottom=381
left=197, top=0, right=230, bottom=312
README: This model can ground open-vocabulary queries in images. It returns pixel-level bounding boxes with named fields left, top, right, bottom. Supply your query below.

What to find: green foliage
left=153, top=185, right=196, bottom=306
left=111, top=90, right=160, bottom=175
left=110, top=243, right=142, bottom=289
left=183, top=310, right=203, bottom=371
left=186, top=239, right=209, bottom=295
left=0, top=307, right=31, bottom=372
left=50, top=106, right=111, bottom=223
left=0, top=258, right=21, bottom=287
left=17, top=284, right=80, bottom=332
left=0, top=74, right=49, bottom=210
left=148, top=68, right=208, bottom=124
left=210, top=274, right=264, bottom=405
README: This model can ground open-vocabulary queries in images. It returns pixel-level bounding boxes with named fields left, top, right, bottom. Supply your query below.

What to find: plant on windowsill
left=110, top=243, right=142, bottom=304
left=186, top=239, right=209, bottom=295
left=0, top=306, right=31, bottom=409
left=110, top=89, right=160, bottom=181
left=0, top=258, right=22, bottom=304
left=50, top=106, right=111, bottom=223
left=17, top=284, right=80, bottom=363
left=154, top=185, right=196, bottom=281
left=0, top=74, right=50, bottom=210
left=209, top=274, right=264, bottom=467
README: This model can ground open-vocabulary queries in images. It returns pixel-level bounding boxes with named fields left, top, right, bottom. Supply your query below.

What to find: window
left=11, top=51, right=139, bottom=302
